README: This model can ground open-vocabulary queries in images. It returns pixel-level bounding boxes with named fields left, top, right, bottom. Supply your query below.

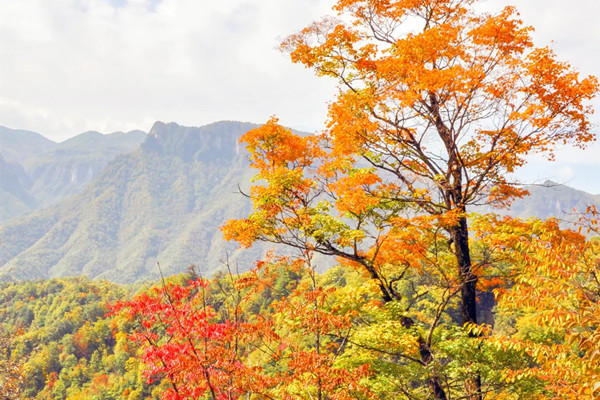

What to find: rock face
left=0, top=121, right=266, bottom=283
left=144, top=121, right=243, bottom=162
left=0, top=126, right=146, bottom=221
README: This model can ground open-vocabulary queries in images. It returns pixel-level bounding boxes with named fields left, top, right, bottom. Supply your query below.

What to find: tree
left=471, top=214, right=600, bottom=397
left=0, top=328, right=26, bottom=400
left=223, top=1, right=598, bottom=399
left=112, top=267, right=374, bottom=400
left=258, top=256, right=374, bottom=400
left=111, top=278, right=274, bottom=400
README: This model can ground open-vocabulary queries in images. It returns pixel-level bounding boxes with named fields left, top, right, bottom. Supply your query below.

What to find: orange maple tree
left=223, top=1, right=598, bottom=399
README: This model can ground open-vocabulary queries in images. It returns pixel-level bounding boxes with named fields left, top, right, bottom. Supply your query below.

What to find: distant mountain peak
left=143, top=121, right=258, bottom=162
left=80, top=130, right=103, bottom=137
left=59, top=130, right=104, bottom=145
left=0, top=126, right=147, bottom=221
left=542, top=180, right=559, bottom=187
left=0, top=120, right=265, bottom=283
left=149, top=121, right=175, bottom=137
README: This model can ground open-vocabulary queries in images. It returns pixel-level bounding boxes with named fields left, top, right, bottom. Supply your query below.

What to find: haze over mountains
left=0, top=121, right=598, bottom=284
left=0, top=121, right=266, bottom=283
left=0, top=126, right=146, bottom=221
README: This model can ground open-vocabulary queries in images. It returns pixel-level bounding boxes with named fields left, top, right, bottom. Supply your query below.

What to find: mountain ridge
left=0, top=126, right=57, bottom=164
left=0, top=121, right=265, bottom=283
left=0, top=121, right=598, bottom=284
left=0, top=126, right=147, bottom=221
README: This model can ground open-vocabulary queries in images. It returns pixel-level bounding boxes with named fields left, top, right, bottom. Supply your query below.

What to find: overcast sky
left=1, top=0, right=599, bottom=192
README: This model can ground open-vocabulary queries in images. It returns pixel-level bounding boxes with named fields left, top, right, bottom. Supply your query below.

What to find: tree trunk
left=450, top=214, right=482, bottom=400
left=450, top=215, right=478, bottom=326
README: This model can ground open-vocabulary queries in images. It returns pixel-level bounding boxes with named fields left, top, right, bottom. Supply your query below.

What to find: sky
left=1, top=0, right=599, bottom=192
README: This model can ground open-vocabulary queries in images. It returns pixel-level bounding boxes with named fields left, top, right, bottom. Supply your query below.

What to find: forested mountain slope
left=25, top=129, right=147, bottom=209
left=0, top=121, right=266, bottom=283
left=0, top=126, right=145, bottom=221
left=0, top=276, right=148, bottom=399
left=1, top=121, right=597, bottom=284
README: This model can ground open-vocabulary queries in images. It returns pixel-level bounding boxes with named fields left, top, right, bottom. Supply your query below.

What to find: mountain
left=0, top=121, right=265, bottom=283
left=0, top=121, right=598, bottom=284
left=0, top=126, right=57, bottom=163
left=0, top=127, right=54, bottom=220
left=24, top=129, right=146, bottom=208
left=505, top=181, right=600, bottom=220
left=0, top=155, right=36, bottom=221
left=0, top=126, right=146, bottom=221
left=477, top=181, right=600, bottom=224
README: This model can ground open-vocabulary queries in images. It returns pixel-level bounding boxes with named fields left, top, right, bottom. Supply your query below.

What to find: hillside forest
left=1, top=0, right=600, bottom=399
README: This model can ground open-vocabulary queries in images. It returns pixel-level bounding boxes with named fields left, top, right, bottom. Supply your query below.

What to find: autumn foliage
left=220, top=0, right=598, bottom=399
left=115, top=224, right=600, bottom=399
left=111, top=278, right=275, bottom=400
left=112, top=263, right=374, bottom=400
left=473, top=215, right=600, bottom=397
left=1, top=2, right=598, bottom=398
left=0, top=328, right=26, bottom=399
left=106, top=1, right=600, bottom=400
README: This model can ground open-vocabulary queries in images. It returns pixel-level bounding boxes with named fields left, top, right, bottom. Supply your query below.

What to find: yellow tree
left=224, top=1, right=597, bottom=398
left=472, top=214, right=600, bottom=398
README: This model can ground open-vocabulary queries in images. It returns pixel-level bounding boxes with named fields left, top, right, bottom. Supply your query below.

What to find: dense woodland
left=1, top=229, right=599, bottom=400
left=2, top=0, right=600, bottom=399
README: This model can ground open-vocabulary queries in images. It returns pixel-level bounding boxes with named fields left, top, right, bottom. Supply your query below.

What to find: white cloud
left=0, top=0, right=338, bottom=140
left=1, top=0, right=598, bottom=178
left=557, top=165, right=575, bottom=182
